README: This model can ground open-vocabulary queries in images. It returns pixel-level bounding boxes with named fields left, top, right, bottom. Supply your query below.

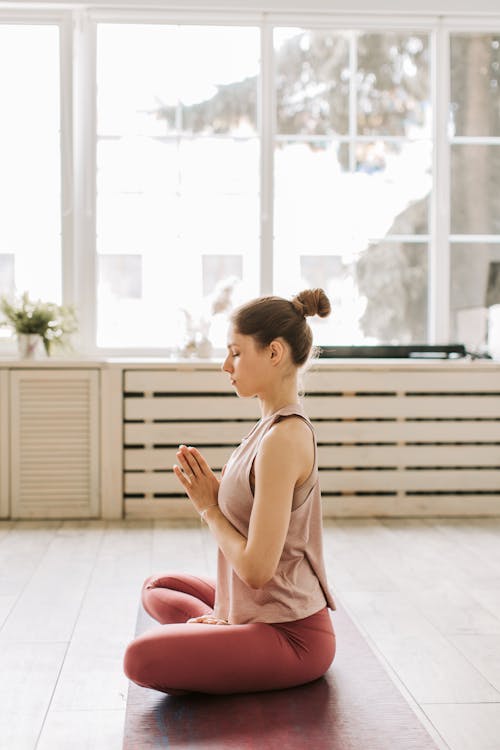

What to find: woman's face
left=222, top=325, right=272, bottom=398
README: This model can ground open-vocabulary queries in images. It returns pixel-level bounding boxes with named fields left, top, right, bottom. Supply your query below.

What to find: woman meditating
left=123, top=288, right=336, bottom=695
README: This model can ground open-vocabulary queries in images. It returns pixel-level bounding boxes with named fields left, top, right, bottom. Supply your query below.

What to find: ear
left=269, top=339, right=285, bottom=364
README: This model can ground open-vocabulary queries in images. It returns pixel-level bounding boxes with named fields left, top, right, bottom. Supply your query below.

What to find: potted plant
left=0, top=291, right=78, bottom=358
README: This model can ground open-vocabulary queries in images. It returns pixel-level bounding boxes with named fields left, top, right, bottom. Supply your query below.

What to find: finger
left=187, top=446, right=210, bottom=474
left=175, top=452, right=196, bottom=480
left=177, top=448, right=198, bottom=478
left=173, top=465, right=190, bottom=488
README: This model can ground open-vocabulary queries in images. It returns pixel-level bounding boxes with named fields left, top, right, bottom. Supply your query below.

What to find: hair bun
left=291, top=288, right=331, bottom=319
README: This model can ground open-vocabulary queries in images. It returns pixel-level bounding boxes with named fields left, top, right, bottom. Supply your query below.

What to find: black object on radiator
left=317, top=344, right=467, bottom=359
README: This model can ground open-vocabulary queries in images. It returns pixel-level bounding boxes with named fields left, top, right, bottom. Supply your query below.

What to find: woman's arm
left=174, top=418, right=313, bottom=589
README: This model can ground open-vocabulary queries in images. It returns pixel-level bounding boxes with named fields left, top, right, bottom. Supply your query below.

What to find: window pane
left=98, top=255, right=142, bottom=300
left=96, top=24, right=260, bottom=348
left=357, top=33, right=430, bottom=137
left=451, top=145, right=500, bottom=234
left=0, top=25, right=61, bottom=310
left=275, top=28, right=350, bottom=136
left=274, top=139, right=430, bottom=255
left=98, top=24, right=258, bottom=136
left=450, top=34, right=500, bottom=137
left=355, top=241, right=428, bottom=344
left=451, top=243, right=499, bottom=310
left=450, top=243, right=500, bottom=341
left=275, top=243, right=427, bottom=345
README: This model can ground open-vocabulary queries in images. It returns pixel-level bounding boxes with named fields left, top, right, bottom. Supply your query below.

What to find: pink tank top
left=213, top=402, right=336, bottom=624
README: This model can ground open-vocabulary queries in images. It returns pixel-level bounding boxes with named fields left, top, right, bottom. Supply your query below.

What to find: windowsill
left=0, top=355, right=498, bottom=369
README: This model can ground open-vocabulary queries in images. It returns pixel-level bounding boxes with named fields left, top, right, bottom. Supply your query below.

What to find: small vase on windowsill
left=17, top=334, right=47, bottom=360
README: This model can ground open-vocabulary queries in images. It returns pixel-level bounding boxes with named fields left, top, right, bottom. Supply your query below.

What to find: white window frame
left=1, top=8, right=499, bottom=357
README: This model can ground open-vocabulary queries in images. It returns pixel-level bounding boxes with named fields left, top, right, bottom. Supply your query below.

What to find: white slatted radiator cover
left=10, top=369, right=100, bottom=519
left=123, top=366, right=500, bottom=518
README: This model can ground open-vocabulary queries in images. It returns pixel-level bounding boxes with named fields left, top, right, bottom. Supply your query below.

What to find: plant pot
left=17, top=334, right=46, bottom=360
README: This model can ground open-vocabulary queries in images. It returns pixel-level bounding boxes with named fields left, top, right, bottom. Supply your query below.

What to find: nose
left=222, top=354, right=232, bottom=373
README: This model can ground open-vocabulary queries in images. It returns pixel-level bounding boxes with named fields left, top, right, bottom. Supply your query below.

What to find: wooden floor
left=0, top=518, right=499, bottom=750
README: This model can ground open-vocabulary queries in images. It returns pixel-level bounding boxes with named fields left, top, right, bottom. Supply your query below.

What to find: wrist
left=200, top=504, right=219, bottom=523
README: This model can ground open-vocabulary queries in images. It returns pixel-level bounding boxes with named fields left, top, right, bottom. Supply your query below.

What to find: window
left=449, top=33, right=500, bottom=342
left=96, top=23, right=260, bottom=349
left=1, top=12, right=499, bottom=356
left=273, top=29, right=431, bottom=345
left=0, top=23, right=61, bottom=338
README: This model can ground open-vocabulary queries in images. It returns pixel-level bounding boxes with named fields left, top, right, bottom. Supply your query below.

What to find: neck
left=259, top=378, right=299, bottom=418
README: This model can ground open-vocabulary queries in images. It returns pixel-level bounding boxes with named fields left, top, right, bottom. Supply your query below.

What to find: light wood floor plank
left=36, top=708, right=125, bottom=750
left=0, top=641, right=67, bottom=749
left=151, top=519, right=206, bottom=576
left=0, top=521, right=104, bottom=643
left=448, top=634, right=500, bottom=692
left=0, top=522, right=61, bottom=598
left=48, top=521, right=154, bottom=713
left=423, top=703, right=500, bottom=750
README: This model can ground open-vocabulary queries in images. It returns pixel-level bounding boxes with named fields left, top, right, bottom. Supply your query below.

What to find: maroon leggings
left=123, top=573, right=336, bottom=695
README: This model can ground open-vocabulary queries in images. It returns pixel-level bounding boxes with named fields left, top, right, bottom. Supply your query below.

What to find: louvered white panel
left=10, top=370, right=100, bottom=519
left=0, top=370, right=9, bottom=518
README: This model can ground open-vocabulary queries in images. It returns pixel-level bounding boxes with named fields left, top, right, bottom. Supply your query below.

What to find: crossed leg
left=124, top=572, right=335, bottom=696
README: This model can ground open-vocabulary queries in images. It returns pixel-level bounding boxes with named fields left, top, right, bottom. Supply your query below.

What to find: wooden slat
left=320, top=470, right=500, bottom=493
left=124, top=468, right=500, bottom=495
left=313, top=421, right=500, bottom=443
left=125, top=396, right=259, bottom=420
left=124, top=495, right=500, bottom=519
left=124, top=444, right=500, bottom=472
left=125, top=446, right=233, bottom=470
left=125, top=421, right=256, bottom=445
left=125, top=369, right=231, bottom=393
left=125, top=420, right=500, bottom=445
left=303, top=369, right=500, bottom=394
left=125, top=395, right=500, bottom=421
left=125, top=367, right=500, bottom=395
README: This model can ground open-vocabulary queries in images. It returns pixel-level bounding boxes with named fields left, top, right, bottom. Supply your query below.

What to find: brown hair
left=230, top=288, right=331, bottom=367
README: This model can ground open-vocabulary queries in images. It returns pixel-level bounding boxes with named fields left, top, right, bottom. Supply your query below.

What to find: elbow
left=242, top=567, right=274, bottom=590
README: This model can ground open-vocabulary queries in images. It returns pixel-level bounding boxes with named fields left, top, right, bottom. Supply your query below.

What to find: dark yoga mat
left=123, top=600, right=439, bottom=750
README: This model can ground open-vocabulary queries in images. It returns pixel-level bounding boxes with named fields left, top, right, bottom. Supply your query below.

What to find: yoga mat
left=123, top=600, right=439, bottom=750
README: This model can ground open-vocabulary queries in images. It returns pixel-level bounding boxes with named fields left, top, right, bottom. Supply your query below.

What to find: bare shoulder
left=271, top=415, right=312, bottom=441
left=260, top=415, right=313, bottom=455
left=257, top=416, right=313, bottom=486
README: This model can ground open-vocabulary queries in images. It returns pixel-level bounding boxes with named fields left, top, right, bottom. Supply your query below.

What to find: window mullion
left=349, top=31, right=357, bottom=173
left=259, top=19, right=274, bottom=296
left=430, top=22, right=451, bottom=343
left=73, top=11, right=97, bottom=355
left=60, top=14, right=74, bottom=310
